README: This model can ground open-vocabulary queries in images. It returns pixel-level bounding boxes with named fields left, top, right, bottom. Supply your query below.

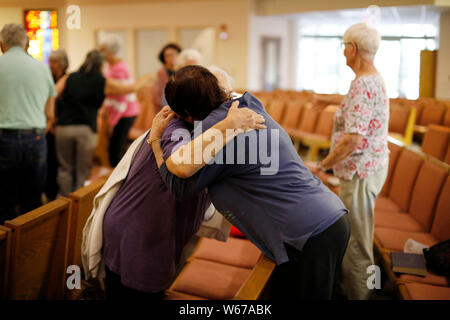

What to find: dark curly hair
left=164, top=65, right=232, bottom=120
left=158, top=43, right=182, bottom=64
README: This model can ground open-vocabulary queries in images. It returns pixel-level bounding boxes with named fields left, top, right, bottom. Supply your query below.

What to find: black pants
left=108, top=116, right=136, bottom=167
left=0, top=129, right=47, bottom=224
left=45, top=132, right=59, bottom=201
left=104, top=265, right=165, bottom=301
left=270, top=214, right=351, bottom=300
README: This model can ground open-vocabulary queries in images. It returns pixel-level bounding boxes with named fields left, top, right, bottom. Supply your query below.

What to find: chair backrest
left=442, top=107, right=450, bottom=127
left=94, top=107, right=110, bottom=167
left=267, top=99, right=286, bottom=124
left=445, top=145, right=450, bottom=165
left=4, top=198, right=71, bottom=299
left=298, top=103, right=320, bottom=133
left=257, top=96, right=269, bottom=111
left=389, top=104, right=410, bottom=134
left=67, top=177, right=108, bottom=273
left=419, top=103, right=445, bottom=126
left=388, top=148, right=424, bottom=212
left=408, top=158, right=448, bottom=231
left=380, top=141, right=404, bottom=197
left=133, top=85, right=151, bottom=131
left=280, top=100, right=303, bottom=130
left=314, top=105, right=338, bottom=137
left=143, top=85, right=157, bottom=131
left=431, top=175, right=450, bottom=242
left=422, top=124, right=450, bottom=162
left=0, top=226, right=11, bottom=299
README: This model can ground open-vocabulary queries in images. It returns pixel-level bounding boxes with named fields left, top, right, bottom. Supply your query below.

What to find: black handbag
left=423, top=239, right=450, bottom=277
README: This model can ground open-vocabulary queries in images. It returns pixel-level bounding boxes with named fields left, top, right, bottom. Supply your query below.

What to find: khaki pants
left=339, top=167, right=388, bottom=300
left=55, top=125, right=97, bottom=196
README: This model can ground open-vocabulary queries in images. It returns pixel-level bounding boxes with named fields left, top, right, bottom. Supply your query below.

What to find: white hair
left=0, top=23, right=28, bottom=48
left=49, top=49, right=69, bottom=71
left=207, top=65, right=234, bottom=93
left=175, top=48, right=203, bottom=70
left=343, top=22, right=381, bottom=61
left=99, top=33, right=122, bottom=56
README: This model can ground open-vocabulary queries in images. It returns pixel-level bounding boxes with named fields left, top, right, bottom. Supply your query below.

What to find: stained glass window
left=24, top=10, right=59, bottom=64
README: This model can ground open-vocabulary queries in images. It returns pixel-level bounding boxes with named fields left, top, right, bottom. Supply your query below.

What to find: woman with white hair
left=99, top=34, right=140, bottom=167
left=314, top=22, right=389, bottom=300
left=174, top=48, right=203, bottom=70
left=49, top=49, right=69, bottom=83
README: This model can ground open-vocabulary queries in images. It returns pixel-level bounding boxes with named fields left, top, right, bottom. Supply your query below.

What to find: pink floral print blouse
left=330, top=74, right=390, bottom=180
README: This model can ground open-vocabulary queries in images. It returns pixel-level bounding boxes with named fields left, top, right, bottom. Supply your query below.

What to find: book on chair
left=390, top=252, right=427, bottom=277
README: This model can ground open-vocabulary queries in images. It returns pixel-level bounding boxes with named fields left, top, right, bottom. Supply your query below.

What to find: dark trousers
left=270, top=214, right=351, bottom=300
left=104, top=265, right=165, bottom=301
left=108, top=116, right=136, bottom=167
left=45, top=132, right=59, bottom=201
left=0, top=129, right=47, bottom=224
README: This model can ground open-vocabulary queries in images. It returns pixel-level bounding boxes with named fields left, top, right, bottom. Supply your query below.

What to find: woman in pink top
left=313, top=23, right=389, bottom=300
left=100, top=34, right=140, bottom=167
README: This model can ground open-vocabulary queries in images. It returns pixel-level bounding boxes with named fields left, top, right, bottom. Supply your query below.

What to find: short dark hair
left=79, top=49, right=105, bottom=75
left=165, top=65, right=231, bottom=120
left=158, top=43, right=182, bottom=64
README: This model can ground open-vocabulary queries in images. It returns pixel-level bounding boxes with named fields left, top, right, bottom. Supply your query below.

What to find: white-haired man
left=0, top=23, right=56, bottom=223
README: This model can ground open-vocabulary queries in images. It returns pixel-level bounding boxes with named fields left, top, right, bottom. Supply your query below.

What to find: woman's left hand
left=149, top=105, right=175, bottom=141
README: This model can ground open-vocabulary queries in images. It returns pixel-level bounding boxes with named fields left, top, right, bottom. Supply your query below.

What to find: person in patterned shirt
left=314, top=22, right=389, bottom=300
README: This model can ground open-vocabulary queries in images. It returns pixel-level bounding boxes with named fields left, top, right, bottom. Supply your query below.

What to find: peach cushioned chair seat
left=403, top=282, right=450, bottom=300
left=400, top=273, right=450, bottom=287
left=374, top=227, right=439, bottom=252
left=375, top=211, right=424, bottom=232
left=375, top=197, right=403, bottom=213
left=171, top=259, right=252, bottom=300
left=191, top=237, right=261, bottom=269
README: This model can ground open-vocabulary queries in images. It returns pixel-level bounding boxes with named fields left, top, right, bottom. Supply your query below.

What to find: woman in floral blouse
left=316, top=23, right=389, bottom=300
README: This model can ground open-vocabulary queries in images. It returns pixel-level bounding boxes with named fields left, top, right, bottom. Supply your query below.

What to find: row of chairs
left=255, top=90, right=450, bottom=146
left=255, top=94, right=338, bottom=161
left=0, top=177, right=107, bottom=299
left=253, top=92, right=418, bottom=161
left=374, top=141, right=450, bottom=300
left=166, top=237, right=275, bottom=300
left=393, top=97, right=450, bottom=134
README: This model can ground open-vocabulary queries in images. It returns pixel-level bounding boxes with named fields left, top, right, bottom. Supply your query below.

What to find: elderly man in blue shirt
left=0, top=23, right=56, bottom=223
left=150, top=65, right=351, bottom=299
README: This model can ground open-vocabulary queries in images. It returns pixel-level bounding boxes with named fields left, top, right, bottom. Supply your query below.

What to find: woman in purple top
left=149, top=66, right=351, bottom=299
left=101, top=93, right=265, bottom=300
